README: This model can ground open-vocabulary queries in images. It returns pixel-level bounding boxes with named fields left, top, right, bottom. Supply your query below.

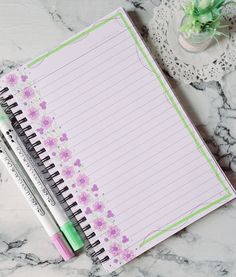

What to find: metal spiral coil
left=0, top=87, right=109, bottom=263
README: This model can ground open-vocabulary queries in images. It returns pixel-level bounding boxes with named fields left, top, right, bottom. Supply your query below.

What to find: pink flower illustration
left=122, top=249, right=134, bottom=261
left=93, top=218, right=107, bottom=231
left=60, top=133, right=68, bottom=142
left=39, top=101, right=47, bottom=109
left=41, top=116, right=53, bottom=129
left=107, top=210, right=114, bottom=218
left=59, top=149, right=72, bottom=162
left=21, top=75, right=28, bottom=82
left=107, top=226, right=120, bottom=238
left=36, top=127, right=44, bottom=135
left=91, top=184, right=98, bottom=192
left=22, top=87, right=35, bottom=99
left=77, top=192, right=90, bottom=205
left=74, top=159, right=81, bottom=167
left=109, top=243, right=122, bottom=256
left=44, top=137, right=57, bottom=149
left=6, top=74, right=18, bottom=86
left=122, top=235, right=129, bottom=243
left=93, top=201, right=104, bottom=212
left=27, top=107, right=39, bottom=120
left=85, top=207, right=92, bottom=214
left=62, top=166, right=74, bottom=179
left=76, top=174, right=89, bottom=188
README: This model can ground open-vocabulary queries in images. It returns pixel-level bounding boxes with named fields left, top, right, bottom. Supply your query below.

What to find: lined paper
left=9, top=8, right=235, bottom=272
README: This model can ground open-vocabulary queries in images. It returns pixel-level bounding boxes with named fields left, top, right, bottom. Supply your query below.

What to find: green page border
left=27, top=15, right=118, bottom=68
left=27, top=11, right=233, bottom=247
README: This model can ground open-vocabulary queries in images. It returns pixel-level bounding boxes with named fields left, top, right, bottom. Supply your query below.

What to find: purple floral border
left=4, top=68, right=135, bottom=265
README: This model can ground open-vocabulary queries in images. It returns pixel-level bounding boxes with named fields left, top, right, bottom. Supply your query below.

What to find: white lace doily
left=148, top=0, right=236, bottom=84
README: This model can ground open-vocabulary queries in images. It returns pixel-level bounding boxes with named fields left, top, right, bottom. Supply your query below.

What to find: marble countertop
left=1, top=1, right=236, bottom=276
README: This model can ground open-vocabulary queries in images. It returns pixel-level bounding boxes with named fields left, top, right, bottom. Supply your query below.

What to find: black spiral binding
left=0, top=87, right=109, bottom=264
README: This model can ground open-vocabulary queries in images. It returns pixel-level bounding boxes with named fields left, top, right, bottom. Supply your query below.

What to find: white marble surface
left=1, top=1, right=236, bottom=276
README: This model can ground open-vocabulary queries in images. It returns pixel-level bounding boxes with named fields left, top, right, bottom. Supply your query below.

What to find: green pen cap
left=61, top=221, right=84, bottom=251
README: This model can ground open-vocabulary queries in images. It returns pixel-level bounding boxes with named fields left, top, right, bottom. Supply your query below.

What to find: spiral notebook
left=0, top=7, right=235, bottom=272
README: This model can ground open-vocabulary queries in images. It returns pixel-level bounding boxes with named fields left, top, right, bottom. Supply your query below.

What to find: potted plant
left=178, top=0, right=236, bottom=53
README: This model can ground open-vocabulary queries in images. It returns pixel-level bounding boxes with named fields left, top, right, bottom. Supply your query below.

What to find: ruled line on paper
left=99, top=141, right=199, bottom=199
left=70, top=87, right=166, bottom=151
left=90, top=131, right=190, bottom=181
left=65, top=79, right=160, bottom=140
left=127, top=190, right=225, bottom=247
left=32, top=28, right=129, bottom=85
left=68, top=89, right=166, bottom=143
left=38, top=32, right=133, bottom=92
left=92, top=188, right=224, bottom=247
left=64, top=76, right=158, bottom=137
left=45, top=44, right=138, bottom=102
left=107, top=146, right=205, bottom=203
left=110, top=155, right=206, bottom=205
left=109, top=163, right=208, bottom=221
left=85, top=116, right=184, bottom=172
left=48, top=62, right=141, bottom=116
left=116, top=172, right=214, bottom=226
left=79, top=111, right=178, bottom=162
left=128, top=183, right=221, bottom=236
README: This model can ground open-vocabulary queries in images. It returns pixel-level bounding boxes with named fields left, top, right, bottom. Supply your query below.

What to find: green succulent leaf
left=181, top=0, right=235, bottom=37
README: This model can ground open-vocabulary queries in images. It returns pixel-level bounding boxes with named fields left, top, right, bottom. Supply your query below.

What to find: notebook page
left=1, top=8, right=235, bottom=272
